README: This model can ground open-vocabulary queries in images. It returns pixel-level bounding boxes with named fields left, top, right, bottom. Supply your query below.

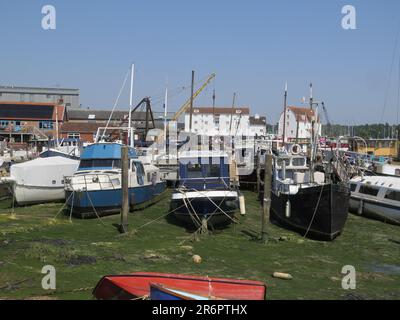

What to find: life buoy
left=291, top=144, right=301, bottom=155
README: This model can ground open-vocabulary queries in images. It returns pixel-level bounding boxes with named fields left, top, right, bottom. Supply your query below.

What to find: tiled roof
left=287, top=106, right=317, bottom=122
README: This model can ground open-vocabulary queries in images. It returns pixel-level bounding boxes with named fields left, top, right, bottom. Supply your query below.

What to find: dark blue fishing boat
left=170, top=150, right=239, bottom=228
left=64, top=142, right=166, bottom=218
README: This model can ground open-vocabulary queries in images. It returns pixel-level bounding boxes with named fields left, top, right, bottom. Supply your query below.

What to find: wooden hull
left=93, top=272, right=266, bottom=300
left=270, top=183, right=350, bottom=241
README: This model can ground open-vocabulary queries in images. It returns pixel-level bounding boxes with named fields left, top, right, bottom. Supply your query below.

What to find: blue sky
left=0, top=0, right=400, bottom=124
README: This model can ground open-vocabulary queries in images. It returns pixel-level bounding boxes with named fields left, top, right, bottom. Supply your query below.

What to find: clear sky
left=1, top=0, right=400, bottom=125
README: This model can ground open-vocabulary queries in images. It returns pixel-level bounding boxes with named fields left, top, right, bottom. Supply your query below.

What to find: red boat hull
left=93, top=272, right=266, bottom=300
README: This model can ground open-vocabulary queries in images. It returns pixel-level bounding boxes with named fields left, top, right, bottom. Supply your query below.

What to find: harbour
left=1, top=1, right=400, bottom=303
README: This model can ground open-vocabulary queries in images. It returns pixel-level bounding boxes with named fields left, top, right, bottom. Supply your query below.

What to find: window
left=203, top=164, right=220, bottom=177
left=20, top=94, right=25, bottom=102
left=385, top=190, right=400, bottom=202
left=359, top=185, right=379, bottom=197
left=277, top=159, right=290, bottom=167
left=39, top=121, right=54, bottom=129
left=349, top=183, right=357, bottom=192
left=292, top=158, right=305, bottom=166
left=67, top=133, right=80, bottom=139
left=78, top=159, right=121, bottom=170
left=187, top=163, right=203, bottom=178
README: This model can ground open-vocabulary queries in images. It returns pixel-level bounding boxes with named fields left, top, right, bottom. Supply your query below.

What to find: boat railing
left=64, top=172, right=120, bottom=191
left=178, top=177, right=231, bottom=190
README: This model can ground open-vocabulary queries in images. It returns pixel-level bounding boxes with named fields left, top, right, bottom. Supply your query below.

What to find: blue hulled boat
left=170, top=150, right=239, bottom=228
left=65, top=142, right=166, bottom=218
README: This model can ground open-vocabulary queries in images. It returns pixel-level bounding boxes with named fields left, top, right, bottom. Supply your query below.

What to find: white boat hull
left=349, top=197, right=400, bottom=225
left=13, top=184, right=66, bottom=205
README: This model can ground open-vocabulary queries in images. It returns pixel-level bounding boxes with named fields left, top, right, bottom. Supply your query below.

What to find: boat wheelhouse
left=349, top=175, right=400, bottom=225
left=170, top=150, right=239, bottom=228
left=65, top=142, right=166, bottom=218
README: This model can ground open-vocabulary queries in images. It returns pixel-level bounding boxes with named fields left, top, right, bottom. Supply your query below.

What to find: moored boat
left=349, top=175, right=400, bottom=225
left=1, top=156, right=79, bottom=205
left=266, top=153, right=350, bottom=241
left=64, top=142, right=166, bottom=218
left=170, top=150, right=239, bottom=228
left=93, top=272, right=266, bottom=300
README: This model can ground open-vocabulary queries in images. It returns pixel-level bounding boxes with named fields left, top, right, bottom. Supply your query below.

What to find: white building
left=249, top=115, right=267, bottom=137
left=184, top=107, right=266, bottom=137
left=278, top=106, right=321, bottom=141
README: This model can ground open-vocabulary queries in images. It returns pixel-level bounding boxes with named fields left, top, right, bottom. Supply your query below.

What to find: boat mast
left=282, top=82, right=288, bottom=146
left=163, top=83, right=168, bottom=152
left=128, top=63, right=135, bottom=148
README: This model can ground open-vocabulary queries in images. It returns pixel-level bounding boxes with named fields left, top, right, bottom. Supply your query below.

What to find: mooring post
left=120, top=145, right=129, bottom=233
left=256, top=150, right=261, bottom=195
left=261, top=153, right=272, bottom=242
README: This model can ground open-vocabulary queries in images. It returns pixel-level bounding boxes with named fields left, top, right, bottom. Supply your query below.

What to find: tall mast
left=163, top=84, right=168, bottom=152
left=282, top=82, right=288, bottom=145
left=128, top=63, right=135, bottom=147
left=229, top=92, right=237, bottom=135
left=55, top=103, right=60, bottom=148
left=189, top=70, right=195, bottom=132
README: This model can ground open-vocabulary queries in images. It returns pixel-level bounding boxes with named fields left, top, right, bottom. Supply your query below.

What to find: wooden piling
left=120, top=145, right=129, bottom=233
left=261, top=154, right=273, bottom=242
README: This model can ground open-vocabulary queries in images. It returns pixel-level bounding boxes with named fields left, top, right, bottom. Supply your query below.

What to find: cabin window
left=187, top=163, right=203, bottom=178
left=359, top=185, right=379, bottom=197
left=78, top=159, right=121, bottom=169
left=349, top=183, right=357, bottom=192
left=277, top=159, right=290, bottom=167
left=384, top=190, right=400, bottom=202
left=134, top=162, right=145, bottom=185
left=292, top=158, right=305, bottom=166
left=203, top=164, right=220, bottom=178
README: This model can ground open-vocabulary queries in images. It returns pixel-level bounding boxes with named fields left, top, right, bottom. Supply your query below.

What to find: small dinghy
left=93, top=272, right=266, bottom=300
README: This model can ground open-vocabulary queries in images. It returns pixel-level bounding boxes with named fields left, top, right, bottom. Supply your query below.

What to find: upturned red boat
left=93, top=272, right=266, bottom=300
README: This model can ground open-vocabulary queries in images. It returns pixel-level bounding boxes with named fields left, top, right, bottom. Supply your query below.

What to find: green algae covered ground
left=0, top=190, right=399, bottom=300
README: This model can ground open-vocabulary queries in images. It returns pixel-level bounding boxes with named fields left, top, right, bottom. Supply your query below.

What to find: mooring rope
left=303, top=183, right=325, bottom=238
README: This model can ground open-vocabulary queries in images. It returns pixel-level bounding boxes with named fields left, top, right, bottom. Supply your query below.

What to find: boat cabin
left=77, top=142, right=138, bottom=172
left=349, top=176, right=400, bottom=204
left=177, top=151, right=230, bottom=190
left=273, top=154, right=325, bottom=194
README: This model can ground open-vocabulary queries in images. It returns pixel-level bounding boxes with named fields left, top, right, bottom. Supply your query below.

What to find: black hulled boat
left=263, top=153, right=350, bottom=241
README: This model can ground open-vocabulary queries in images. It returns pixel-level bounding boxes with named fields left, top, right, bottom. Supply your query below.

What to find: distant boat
left=93, top=272, right=266, bottom=300
left=170, top=150, right=239, bottom=228
left=349, top=175, right=400, bottom=225
left=1, top=156, right=79, bottom=205
left=40, top=138, right=82, bottom=160
left=64, top=142, right=166, bottom=218
left=265, top=153, right=350, bottom=241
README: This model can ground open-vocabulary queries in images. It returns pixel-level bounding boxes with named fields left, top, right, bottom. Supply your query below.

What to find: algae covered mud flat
left=0, top=191, right=399, bottom=300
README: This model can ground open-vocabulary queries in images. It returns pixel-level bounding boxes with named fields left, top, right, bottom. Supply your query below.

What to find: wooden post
left=120, top=145, right=129, bottom=233
left=261, top=154, right=273, bottom=242
left=256, top=150, right=261, bottom=195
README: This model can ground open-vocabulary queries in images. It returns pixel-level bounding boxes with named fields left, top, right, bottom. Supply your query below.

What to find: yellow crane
left=172, top=73, right=216, bottom=121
